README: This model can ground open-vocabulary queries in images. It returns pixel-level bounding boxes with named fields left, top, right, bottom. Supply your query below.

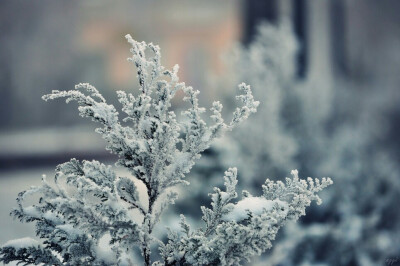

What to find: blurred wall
left=0, top=0, right=241, bottom=131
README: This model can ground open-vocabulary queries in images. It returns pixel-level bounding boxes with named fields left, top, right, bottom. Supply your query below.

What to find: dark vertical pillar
left=330, top=0, right=348, bottom=77
left=242, top=0, right=277, bottom=45
left=293, top=0, right=308, bottom=78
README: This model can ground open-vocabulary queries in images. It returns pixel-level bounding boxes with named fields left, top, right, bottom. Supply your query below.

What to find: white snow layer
left=3, top=237, right=39, bottom=249
left=223, top=197, right=288, bottom=222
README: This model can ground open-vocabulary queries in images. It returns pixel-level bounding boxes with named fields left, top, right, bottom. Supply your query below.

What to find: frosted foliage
left=215, top=21, right=400, bottom=265
left=158, top=169, right=331, bottom=266
left=0, top=35, right=332, bottom=265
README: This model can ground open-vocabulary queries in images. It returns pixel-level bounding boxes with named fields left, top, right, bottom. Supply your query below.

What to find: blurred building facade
left=246, top=0, right=400, bottom=91
left=245, top=0, right=400, bottom=156
left=2, top=0, right=400, bottom=129
left=0, top=0, right=241, bottom=131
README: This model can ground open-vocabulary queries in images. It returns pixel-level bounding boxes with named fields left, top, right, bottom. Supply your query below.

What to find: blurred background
left=1, top=0, right=400, bottom=265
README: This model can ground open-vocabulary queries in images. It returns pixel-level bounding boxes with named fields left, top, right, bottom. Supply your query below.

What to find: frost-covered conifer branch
left=158, top=169, right=332, bottom=266
left=0, top=35, right=262, bottom=266
left=0, top=33, right=333, bottom=266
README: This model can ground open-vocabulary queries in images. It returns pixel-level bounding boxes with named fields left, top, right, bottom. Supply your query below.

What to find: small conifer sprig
left=158, top=169, right=332, bottom=265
